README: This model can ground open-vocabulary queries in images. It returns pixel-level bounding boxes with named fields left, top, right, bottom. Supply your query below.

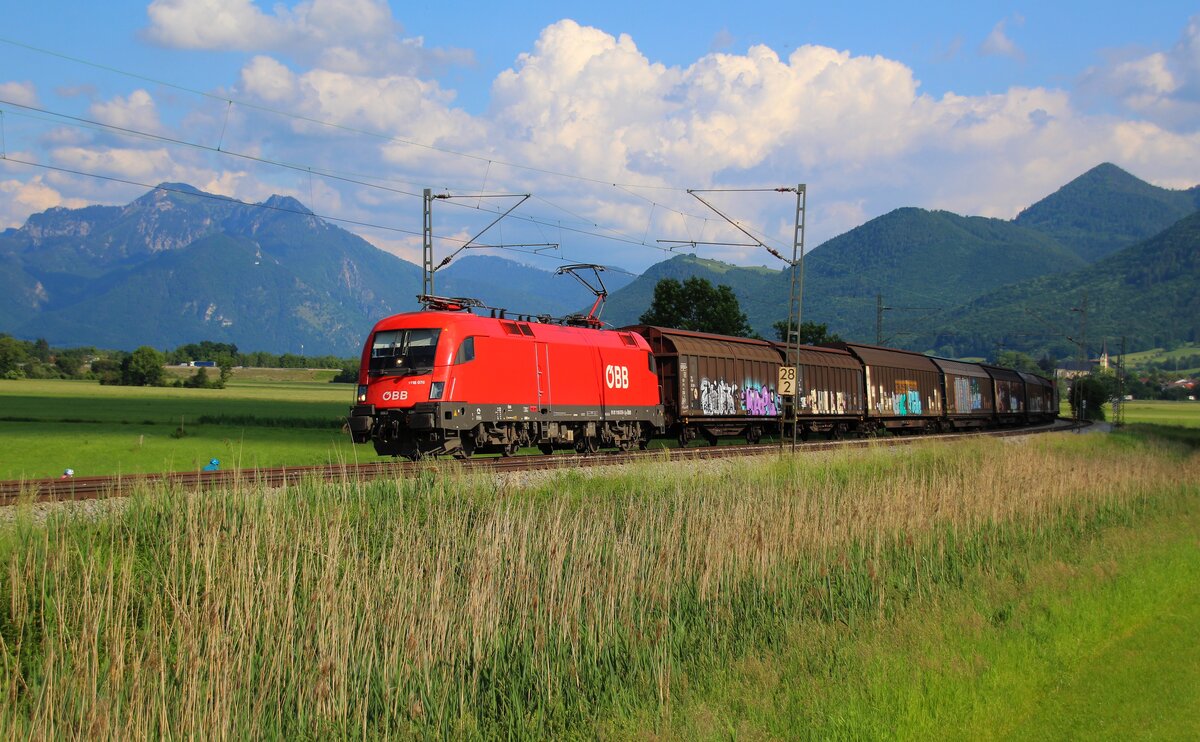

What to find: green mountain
left=604, top=208, right=1085, bottom=339
left=0, top=184, right=637, bottom=354
left=797, top=208, right=1086, bottom=341
left=3, top=163, right=1193, bottom=356
left=601, top=254, right=783, bottom=331
left=24, top=233, right=378, bottom=353
left=1013, top=163, right=1200, bottom=262
left=2, top=185, right=423, bottom=354
left=605, top=164, right=1196, bottom=347
left=913, top=211, right=1200, bottom=359
left=439, top=255, right=635, bottom=319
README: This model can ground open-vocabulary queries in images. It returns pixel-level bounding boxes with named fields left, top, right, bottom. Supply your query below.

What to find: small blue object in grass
left=203, top=458, right=220, bottom=472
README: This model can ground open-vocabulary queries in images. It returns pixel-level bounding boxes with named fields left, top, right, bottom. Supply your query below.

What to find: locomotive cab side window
left=454, top=336, right=476, bottom=364
left=369, top=329, right=441, bottom=375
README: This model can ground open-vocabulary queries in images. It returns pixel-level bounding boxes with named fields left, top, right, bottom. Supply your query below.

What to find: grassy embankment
left=0, top=375, right=356, bottom=479
left=1, top=427, right=1197, bottom=738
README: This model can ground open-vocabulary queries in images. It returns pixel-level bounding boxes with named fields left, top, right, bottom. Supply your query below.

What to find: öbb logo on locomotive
left=605, top=365, right=629, bottom=389
left=345, top=306, right=1058, bottom=460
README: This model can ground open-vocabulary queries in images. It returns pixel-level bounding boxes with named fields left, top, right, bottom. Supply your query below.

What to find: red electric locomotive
left=347, top=296, right=664, bottom=459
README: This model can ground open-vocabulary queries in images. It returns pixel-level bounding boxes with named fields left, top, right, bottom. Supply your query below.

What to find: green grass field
left=1, top=428, right=1196, bottom=738
left=1120, top=399, right=1200, bottom=427
left=0, top=377, right=359, bottom=479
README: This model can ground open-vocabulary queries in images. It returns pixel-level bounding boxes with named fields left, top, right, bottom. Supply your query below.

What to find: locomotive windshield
left=369, top=329, right=441, bottom=375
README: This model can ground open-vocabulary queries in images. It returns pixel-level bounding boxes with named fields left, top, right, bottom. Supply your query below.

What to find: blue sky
left=1, top=1, right=1197, bottom=273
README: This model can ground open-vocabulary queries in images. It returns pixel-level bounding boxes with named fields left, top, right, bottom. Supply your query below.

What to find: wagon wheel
left=576, top=436, right=599, bottom=454
left=538, top=442, right=554, bottom=456
left=500, top=440, right=519, bottom=457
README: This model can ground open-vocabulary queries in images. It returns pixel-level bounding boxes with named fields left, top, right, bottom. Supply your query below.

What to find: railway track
left=0, top=418, right=1087, bottom=507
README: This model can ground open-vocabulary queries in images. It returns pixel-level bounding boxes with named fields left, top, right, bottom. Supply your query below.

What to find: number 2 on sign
left=778, top=366, right=797, bottom=396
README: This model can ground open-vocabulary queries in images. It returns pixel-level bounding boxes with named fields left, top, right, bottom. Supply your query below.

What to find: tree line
left=0, top=335, right=358, bottom=387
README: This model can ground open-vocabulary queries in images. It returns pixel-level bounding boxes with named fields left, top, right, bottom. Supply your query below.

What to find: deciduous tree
left=639, top=277, right=753, bottom=337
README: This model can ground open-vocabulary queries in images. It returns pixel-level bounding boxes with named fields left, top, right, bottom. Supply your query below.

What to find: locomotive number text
left=381, top=390, right=409, bottom=401
left=604, top=365, right=630, bottom=389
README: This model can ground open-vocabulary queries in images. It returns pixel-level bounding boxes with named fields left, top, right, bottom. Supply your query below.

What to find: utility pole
left=422, top=188, right=434, bottom=297
left=1080, top=291, right=1088, bottom=370
left=419, top=190, right=534, bottom=303
left=784, top=184, right=806, bottom=452
left=875, top=293, right=892, bottom=345
left=1070, top=291, right=1089, bottom=423
left=1113, top=335, right=1126, bottom=427
left=665, top=185, right=807, bottom=451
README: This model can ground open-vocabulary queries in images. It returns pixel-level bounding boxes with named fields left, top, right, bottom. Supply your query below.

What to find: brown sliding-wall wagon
left=931, top=357, right=995, bottom=430
left=832, top=343, right=944, bottom=434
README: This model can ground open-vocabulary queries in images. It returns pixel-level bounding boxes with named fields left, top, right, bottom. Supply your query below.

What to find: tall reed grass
left=1, top=433, right=1196, bottom=738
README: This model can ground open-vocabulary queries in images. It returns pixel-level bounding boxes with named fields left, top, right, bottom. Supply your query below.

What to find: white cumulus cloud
left=6, top=11, right=1198, bottom=271
left=144, top=0, right=472, bottom=75
left=0, top=176, right=89, bottom=229
left=0, top=81, right=39, bottom=108
left=1082, top=14, right=1200, bottom=131
left=89, top=89, right=163, bottom=133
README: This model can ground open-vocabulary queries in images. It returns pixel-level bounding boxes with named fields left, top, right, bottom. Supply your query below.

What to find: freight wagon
left=773, top=342, right=865, bottom=439
left=625, top=325, right=783, bottom=445
left=831, top=343, right=944, bottom=433
left=983, top=365, right=1027, bottom=425
left=931, top=357, right=995, bottom=430
left=1019, top=371, right=1058, bottom=424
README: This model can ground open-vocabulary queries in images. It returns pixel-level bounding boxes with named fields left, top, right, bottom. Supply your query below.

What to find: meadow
left=1, top=428, right=1196, bottom=738
left=1124, top=342, right=1200, bottom=375
left=1121, top=398, right=1200, bottom=427
left=0, top=375, right=358, bottom=479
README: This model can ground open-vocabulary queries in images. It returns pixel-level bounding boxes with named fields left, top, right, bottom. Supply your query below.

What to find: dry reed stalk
left=0, top=435, right=1195, bottom=737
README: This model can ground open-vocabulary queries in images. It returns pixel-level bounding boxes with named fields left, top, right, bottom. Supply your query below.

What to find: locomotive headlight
left=356, top=384, right=368, bottom=403
left=429, top=381, right=445, bottom=400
